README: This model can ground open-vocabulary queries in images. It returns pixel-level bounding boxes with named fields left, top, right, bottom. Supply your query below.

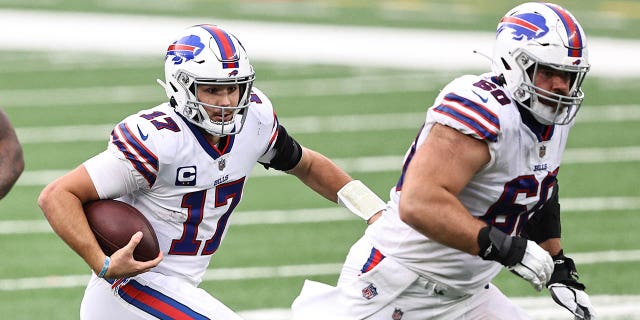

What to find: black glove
left=547, top=251, right=596, bottom=319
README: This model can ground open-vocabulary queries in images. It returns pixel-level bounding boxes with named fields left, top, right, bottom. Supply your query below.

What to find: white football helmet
left=492, top=2, right=589, bottom=125
left=160, top=24, right=255, bottom=136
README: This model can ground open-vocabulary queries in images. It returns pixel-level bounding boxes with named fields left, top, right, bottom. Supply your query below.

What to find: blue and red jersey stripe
left=264, top=112, right=280, bottom=154
left=395, top=124, right=423, bottom=192
left=107, top=278, right=209, bottom=320
left=111, top=123, right=158, bottom=187
left=434, top=93, right=500, bottom=142
left=361, top=247, right=385, bottom=274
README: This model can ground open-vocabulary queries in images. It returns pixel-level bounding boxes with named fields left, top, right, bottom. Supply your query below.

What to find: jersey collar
left=518, top=104, right=555, bottom=142
left=175, top=111, right=235, bottom=159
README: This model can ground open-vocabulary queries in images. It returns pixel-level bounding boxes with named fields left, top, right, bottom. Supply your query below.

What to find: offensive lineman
left=292, top=3, right=596, bottom=319
left=38, top=24, right=383, bottom=319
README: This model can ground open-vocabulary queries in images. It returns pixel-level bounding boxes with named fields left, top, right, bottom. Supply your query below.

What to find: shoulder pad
left=247, top=87, right=277, bottom=127
left=429, top=74, right=504, bottom=142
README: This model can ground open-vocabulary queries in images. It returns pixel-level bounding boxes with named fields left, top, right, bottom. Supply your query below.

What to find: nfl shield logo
left=218, top=158, right=226, bottom=171
left=539, top=145, right=547, bottom=158
left=392, top=308, right=404, bottom=320
left=361, top=283, right=378, bottom=300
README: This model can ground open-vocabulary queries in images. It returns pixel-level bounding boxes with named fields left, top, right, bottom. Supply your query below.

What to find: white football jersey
left=84, top=87, right=281, bottom=286
left=366, top=73, right=572, bottom=294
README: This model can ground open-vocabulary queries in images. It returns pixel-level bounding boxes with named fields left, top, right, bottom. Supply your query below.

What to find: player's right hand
left=507, top=240, right=553, bottom=291
left=107, top=231, right=163, bottom=279
left=477, top=226, right=553, bottom=291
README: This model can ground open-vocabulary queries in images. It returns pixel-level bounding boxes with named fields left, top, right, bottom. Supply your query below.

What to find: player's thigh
left=81, top=273, right=243, bottom=320
left=337, top=236, right=376, bottom=285
left=464, top=283, right=531, bottom=320
left=81, top=274, right=150, bottom=320
left=366, top=283, right=530, bottom=320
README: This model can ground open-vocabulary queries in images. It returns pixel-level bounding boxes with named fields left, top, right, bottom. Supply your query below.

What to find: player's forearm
left=399, top=186, right=486, bottom=255
left=288, top=148, right=352, bottom=203
left=38, top=172, right=106, bottom=273
left=538, top=238, right=562, bottom=256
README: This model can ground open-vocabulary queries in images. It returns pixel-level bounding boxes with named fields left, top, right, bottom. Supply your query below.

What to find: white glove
left=478, top=226, right=554, bottom=291
left=549, top=283, right=596, bottom=319
left=507, top=240, right=553, bottom=291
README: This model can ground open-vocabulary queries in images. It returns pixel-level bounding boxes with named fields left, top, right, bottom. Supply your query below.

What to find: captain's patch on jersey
left=175, top=166, right=197, bottom=186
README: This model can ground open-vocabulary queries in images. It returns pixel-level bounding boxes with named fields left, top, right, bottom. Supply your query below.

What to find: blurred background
left=0, top=1, right=639, bottom=319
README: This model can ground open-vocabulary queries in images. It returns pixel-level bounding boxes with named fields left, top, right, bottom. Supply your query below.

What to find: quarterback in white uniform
left=39, top=24, right=383, bottom=319
left=292, top=3, right=596, bottom=320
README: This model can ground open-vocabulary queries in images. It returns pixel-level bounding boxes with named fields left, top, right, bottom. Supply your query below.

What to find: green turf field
left=1, top=0, right=639, bottom=38
left=1, top=1, right=639, bottom=319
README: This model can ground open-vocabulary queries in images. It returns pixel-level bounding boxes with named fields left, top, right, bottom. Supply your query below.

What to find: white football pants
left=80, top=272, right=244, bottom=320
left=292, top=237, right=532, bottom=320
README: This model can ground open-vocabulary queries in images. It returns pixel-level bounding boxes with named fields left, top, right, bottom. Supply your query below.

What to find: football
left=83, top=199, right=160, bottom=262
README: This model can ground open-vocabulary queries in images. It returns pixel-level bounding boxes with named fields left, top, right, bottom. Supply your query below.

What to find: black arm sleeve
left=523, top=184, right=561, bottom=243
left=259, top=124, right=302, bottom=171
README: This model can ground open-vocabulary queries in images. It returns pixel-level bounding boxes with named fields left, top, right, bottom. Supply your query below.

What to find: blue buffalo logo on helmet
left=166, top=35, right=205, bottom=65
left=497, top=13, right=549, bottom=41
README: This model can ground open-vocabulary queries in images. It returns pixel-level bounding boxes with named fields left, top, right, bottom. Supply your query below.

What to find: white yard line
left=0, top=73, right=452, bottom=108
left=13, top=104, right=640, bottom=144
left=0, top=9, right=639, bottom=78
left=0, top=246, right=636, bottom=320
left=239, top=294, right=640, bottom=320
left=1, top=258, right=640, bottom=320
left=1, top=8, right=638, bottom=319
left=14, top=146, right=640, bottom=187
left=0, top=68, right=575, bottom=108
left=0, top=249, right=638, bottom=291
left=2, top=197, right=639, bottom=235
left=1, top=252, right=638, bottom=318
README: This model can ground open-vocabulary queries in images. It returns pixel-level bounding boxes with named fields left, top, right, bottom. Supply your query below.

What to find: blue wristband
left=97, top=256, right=110, bottom=278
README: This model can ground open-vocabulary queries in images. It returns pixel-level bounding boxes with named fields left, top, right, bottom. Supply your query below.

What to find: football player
left=292, top=2, right=596, bottom=319
left=38, top=24, right=383, bottom=319
left=0, top=107, right=24, bottom=200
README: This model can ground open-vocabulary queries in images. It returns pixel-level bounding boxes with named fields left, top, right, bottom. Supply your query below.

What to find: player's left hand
left=549, top=283, right=595, bottom=319
left=547, top=252, right=596, bottom=319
